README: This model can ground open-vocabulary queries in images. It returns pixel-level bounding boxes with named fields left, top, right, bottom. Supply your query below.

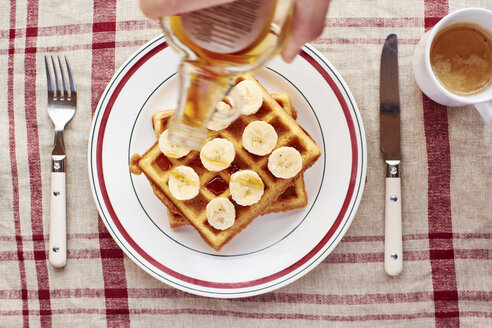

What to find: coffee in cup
left=430, top=23, right=492, bottom=96
left=413, top=8, right=492, bottom=125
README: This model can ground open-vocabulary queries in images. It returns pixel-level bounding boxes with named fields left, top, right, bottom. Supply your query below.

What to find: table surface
left=1, top=0, right=491, bottom=327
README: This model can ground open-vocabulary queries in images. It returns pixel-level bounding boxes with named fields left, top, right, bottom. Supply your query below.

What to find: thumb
left=281, top=0, right=331, bottom=62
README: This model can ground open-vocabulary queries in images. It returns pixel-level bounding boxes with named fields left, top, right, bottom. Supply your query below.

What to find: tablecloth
left=1, top=0, right=491, bottom=327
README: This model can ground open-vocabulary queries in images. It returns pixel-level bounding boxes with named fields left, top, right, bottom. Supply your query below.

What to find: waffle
left=150, top=93, right=307, bottom=228
left=130, top=75, right=321, bottom=251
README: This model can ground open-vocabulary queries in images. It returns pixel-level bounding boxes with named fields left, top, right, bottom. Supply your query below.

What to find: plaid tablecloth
left=1, top=0, right=492, bottom=327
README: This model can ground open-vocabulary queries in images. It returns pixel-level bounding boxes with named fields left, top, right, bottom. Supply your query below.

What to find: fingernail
left=281, top=46, right=298, bottom=63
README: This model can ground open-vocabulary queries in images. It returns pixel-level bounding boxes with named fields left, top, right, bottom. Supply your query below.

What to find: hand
left=140, top=0, right=331, bottom=62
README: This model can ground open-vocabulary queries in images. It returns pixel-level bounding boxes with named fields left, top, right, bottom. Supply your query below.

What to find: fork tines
left=44, top=56, right=76, bottom=101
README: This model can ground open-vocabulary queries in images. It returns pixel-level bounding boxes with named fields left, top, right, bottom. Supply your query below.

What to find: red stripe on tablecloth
left=7, top=1, right=29, bottom=326
left=2, top=248, right=490, bottom=262
left=315, top=37, right=420, bottom=45
left=423, top=90, right=460, bottom=322
left=0, top=309, right=432, bottom=320
left=2, top=231, right=492, bottom=242
left=1, top=40, right=148, bottom=55
left=91, top=12, right=117, bottom=117
left=91, top=1, right=130, bottom=326
left=325, top=17, right=424, bottom=28
left=341, top=232, right=492, bottom=242
left=0, top=232, right=110, bottom=241
left=0, top=20, right=159, bottom=39
left=128, top=308, right=435, bottom=321
left=424, top=0, right=449, bottom=32
left=455, top=249, right=492, bottom=259
left=237, top=291, right=435, bottom=304
left=0, top=288, right=491, bottom=306
left=423, top=2, right=459, bottom=327
left=1, top=37, right=427, bottom=56
left=0, top=17, right=430, bottom=40
left=457, top=291, right=492, bottom=301
left=24, top=0, right=52, bottom=326
left=324, top=250, right=429, bottom=263
left=0, top=308, right=490, bottom=320
left=134, top=289, right=491, bottom=304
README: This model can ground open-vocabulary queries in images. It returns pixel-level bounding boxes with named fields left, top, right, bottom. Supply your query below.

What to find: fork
left=44, top=56, right=76, bottom=268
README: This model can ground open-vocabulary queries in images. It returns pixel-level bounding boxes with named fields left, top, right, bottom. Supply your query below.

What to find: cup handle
left=210, top=82, right=243, bottom=124
left=475, top=101, right=492, bottom=125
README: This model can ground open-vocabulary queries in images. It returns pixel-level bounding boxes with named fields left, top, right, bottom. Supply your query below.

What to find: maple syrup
left=160, top=0, right=294, bottom=149
left=205, top=176, right=228, bottom=195
left=228, top=162, right=241, bottom=174
left=155, top=154, right=171, bottom=171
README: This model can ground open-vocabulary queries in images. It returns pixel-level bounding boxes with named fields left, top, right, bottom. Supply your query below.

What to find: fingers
left=140, top=0, right=235, bottom=19
left=281, top=0, right=331, bottom=62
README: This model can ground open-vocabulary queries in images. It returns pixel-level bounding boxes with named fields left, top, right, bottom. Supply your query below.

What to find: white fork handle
left=384, top=177, right=402, bottom=276
left=49, top=172, right=67, bottom=267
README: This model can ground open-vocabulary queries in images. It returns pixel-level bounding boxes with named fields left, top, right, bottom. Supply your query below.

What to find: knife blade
left=380, top=33, right=402, bottom=276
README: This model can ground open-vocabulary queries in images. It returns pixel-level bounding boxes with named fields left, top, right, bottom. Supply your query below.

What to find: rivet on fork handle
left=52, top=157, right=65, bottom=172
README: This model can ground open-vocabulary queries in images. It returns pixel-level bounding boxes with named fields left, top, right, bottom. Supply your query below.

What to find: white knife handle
left=385, top=177, right=402, bottom=276
left=49, top=172, right=67, bottom=267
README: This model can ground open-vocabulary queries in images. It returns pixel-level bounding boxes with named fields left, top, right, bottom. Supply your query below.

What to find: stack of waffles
left=130, top=75, right=321, bottom=251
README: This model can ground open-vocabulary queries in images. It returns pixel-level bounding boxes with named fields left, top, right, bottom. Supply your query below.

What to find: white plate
left=88, top=35, right=366, bottom=298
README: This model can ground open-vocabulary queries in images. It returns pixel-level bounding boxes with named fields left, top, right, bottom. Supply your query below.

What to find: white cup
left=413, top=8, right=492, bottom=124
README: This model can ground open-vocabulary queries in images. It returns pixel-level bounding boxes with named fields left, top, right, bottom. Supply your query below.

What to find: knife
left=380, top=34, right=402, bottom=276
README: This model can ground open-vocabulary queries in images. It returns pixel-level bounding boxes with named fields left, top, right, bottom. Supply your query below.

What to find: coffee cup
left=413, top=8, right=492, bottom=125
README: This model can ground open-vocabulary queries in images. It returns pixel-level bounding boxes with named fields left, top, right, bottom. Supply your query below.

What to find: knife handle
left=384, top=177, right=402, bottom=276
left=49, top=171, right=67, bottom=268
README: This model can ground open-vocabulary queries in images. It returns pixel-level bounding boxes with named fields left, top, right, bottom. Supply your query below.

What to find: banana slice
left=168, top=165, right=200, bottom=200
left=207, top=101, right=232, bottom=131
left=242, top=121, right=278, bottom=156
left=268, top=147, right=303, bottom=179
left=200, top=138, right=235, bottom=171
left=159, top=130, right=191, bottom=159
left=229, top=170, right=265, bottom=206
left=206, top=197, right=236, bottom=230
left=235, top=80, right=263, bottom=115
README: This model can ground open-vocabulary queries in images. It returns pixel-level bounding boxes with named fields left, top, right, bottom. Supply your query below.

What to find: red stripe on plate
left=94, top=41, right=359, bottom=290
left=91, top=1, right=130, bottom=326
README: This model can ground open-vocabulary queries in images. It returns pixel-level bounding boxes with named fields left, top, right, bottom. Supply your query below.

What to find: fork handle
left=49, top=171, right=67, bottom=267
